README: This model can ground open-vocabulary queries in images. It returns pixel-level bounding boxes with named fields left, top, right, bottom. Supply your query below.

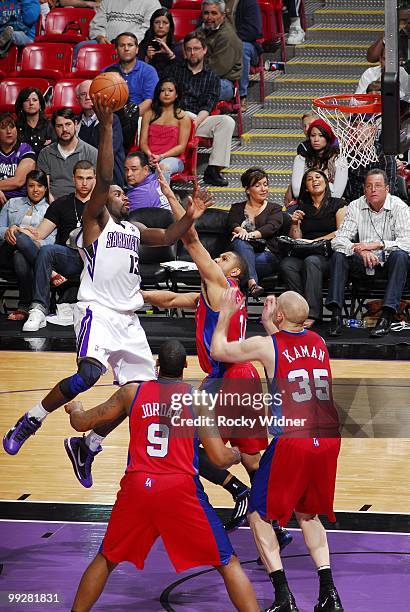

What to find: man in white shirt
left=326, top=169, right=410, bottom=338
left=356, top=47, right=409, bottom=101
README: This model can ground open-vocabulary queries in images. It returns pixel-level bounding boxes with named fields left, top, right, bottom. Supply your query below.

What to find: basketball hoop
left=312, top=93, right=382, bottom=170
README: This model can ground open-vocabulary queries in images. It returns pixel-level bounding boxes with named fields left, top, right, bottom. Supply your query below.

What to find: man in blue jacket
left=0, top=0, right=41, bottom=49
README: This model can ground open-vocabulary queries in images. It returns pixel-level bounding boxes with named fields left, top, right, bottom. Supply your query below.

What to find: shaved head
left=277, top=291, right=309, bottom=325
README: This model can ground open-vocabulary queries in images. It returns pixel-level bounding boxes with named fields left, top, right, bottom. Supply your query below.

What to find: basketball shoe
left=314, top=587, right=344, bottom=611
left=224, top=487, right=250, bottom=531
left=3, top=413, right=42, bottom=455
left=64, top=435, right=102, bottom=488
left=265, top=590, right=300, bottom=611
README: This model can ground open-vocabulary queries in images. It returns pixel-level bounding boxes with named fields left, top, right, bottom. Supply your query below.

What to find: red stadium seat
left=171, top=0, right=202, bottom=8
left=35, top=8, right=95, bottom=44
left=170, top=9, right=201, bottom=41
left=48, top=79, right=83, bottom=115
left=0, top=46, right=18, bottom=79
left=171, top=120, right=198, bottom=184
left=250, top=39, right=265, bottom=104
left=14, top=44, right=73, bottom=82
left=0, top=78, right=51, bottom=113
left=259, top=0, right=286, bottom=61
left=69, top=44, right=118, bottom=79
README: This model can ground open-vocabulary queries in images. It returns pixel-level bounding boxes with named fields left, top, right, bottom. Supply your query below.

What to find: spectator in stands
left=88, top=0, right=161, bottom=48
left=200, top=0, right=242, bottom=101
left=356, top=47, right=409, bottom=100
left=0, top=113, right=36, bottom=206
left=37, top=109, right=97, bottom=202
left=0, top=0, right=40, bottom=52
left=367, top=8, right=410, bottom=69
left=104, top=32, right=159, bottom=115
left=124, top=151, right=171, bottom=211
left=284, top=110, right=317, bottom=207
left=284, top=0, right=305, bottom=45
left=15, top=88, right=55, bottom=158
left=139, top=77, right=191, bottom=184
left=0, top=170, right=55, bottom=321
left=291, top=118, right=348, bottom=199
left=76, top=79, right=125, bottom=187
left=280, top=169, right=347, bottom=327
left=327, top=169, right=410, bottom=338
left=227, top=167, right=283, bottom=298
left=138, top=8, right=178, bottom=79
left=19, top=161, right=97, bottom=331
left=167, top=31, right=235, bottom=187
left=225, top=0, right=263, bottom=111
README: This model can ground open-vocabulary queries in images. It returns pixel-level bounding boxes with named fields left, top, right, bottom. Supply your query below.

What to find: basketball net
left=312, top=94, right=382, bottom=171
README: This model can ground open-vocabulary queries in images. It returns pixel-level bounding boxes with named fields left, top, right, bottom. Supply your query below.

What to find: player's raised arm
left=65, top=385, right=136, bottom=431
left=142, top=290, right=199, bottom=310
left=81, top=94, right=116, bottom=242
left=210, top=288, right=274, bottom=369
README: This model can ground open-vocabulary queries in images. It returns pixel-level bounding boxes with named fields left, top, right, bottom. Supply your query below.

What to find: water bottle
left=264, top=60, right=285, bottom=72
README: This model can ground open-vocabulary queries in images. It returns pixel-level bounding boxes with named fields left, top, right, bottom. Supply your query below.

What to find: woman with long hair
left=138, top=8, right=178, bottom=78
left=291, top=118, right=348, bottom=199
left=139, top=77, right=191, bottom=183
left=227, top=167, right=283, bottom=298
left=0, top=170, right=56, bottom=320
left=15, top=88, right=54, bottom=157
left=280, top=168, right=347, bottom=327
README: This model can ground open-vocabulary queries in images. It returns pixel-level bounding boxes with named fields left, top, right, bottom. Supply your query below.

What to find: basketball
left=89, top=72, right=129, bottom=111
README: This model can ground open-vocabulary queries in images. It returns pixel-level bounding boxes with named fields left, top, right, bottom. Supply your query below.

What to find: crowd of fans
left=0, top=0, right=409, bottom=339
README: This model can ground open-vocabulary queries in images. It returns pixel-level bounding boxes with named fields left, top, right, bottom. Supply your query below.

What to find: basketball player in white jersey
left=3, top=95, right=213, bottom=488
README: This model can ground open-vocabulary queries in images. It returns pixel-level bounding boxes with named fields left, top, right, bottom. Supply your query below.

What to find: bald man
left=77, top=80, right=125, bottom=187
left=211, top=291, right=343, bottom=612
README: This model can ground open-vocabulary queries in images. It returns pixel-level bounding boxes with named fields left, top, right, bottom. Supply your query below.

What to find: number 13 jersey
left=77, top=217, right=144, bottom=313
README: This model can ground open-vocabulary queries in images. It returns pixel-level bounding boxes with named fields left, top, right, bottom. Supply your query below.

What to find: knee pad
left=59, top=360, right=103, bottom=400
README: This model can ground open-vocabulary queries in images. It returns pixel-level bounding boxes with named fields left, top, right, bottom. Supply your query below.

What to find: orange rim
left=313, top=93, right=382, bottom=114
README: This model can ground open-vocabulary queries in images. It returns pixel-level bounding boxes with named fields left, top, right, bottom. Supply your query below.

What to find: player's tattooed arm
left=194, top=402, right=241, bottom=469
left=65, top=386, right=136, bottom=431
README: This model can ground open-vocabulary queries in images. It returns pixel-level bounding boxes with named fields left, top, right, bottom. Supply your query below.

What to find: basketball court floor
left=1, top=350, right=409, bottom=611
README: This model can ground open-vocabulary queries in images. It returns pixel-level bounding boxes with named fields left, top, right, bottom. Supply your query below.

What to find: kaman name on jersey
left=282, top=343, right=326, bottom=364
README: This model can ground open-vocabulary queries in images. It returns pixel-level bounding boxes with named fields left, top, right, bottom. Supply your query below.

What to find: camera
left=151, top=40, right=161, bottom=51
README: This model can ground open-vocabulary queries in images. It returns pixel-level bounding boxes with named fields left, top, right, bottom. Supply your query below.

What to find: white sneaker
left=287, top=26, right=305, bottom=45
left=22, top=308, right=47, bottom=332
left=46, top=303, right=74, bottom=327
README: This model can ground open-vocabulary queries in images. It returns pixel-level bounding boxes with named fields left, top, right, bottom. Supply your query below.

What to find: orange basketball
left=89, top=72, right=129, bottom=111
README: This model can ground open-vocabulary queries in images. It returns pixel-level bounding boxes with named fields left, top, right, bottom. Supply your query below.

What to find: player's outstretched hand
left=91, top=93, right=115, bottom=125
left=219, top=287, right=244, bottom=317
left=185, top=182, right=214, bottom=220
left=261, top=295, right=279, bottom=335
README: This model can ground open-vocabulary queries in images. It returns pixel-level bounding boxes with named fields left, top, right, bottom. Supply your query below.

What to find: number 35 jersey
left=77, top=217, right=144, bottom=313
left=270, top=329, right=340, bottom=438
left=126, top=380, right=199, bottom=476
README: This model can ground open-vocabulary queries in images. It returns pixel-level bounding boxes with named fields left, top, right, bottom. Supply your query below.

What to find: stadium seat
left=69, top=44, right=118, bottom=79
left=0, top=78, right=51, bottom=113
left=172, top=0, right=202, bottom=8
left=259, top=0, right=286, bottom=61
left=127, top=207, right=176, bottom=288
left=250, top=39, right=265, bottom=105
left=170, top=120, right=198, bottom=184
left=14, top=44, right=73, bottom=82
left=48, top=79, right=83, bottom=115
left=170, top=9, right=201, bottom=41
left=35, top=8, right=95, bottom=44
left=0, top=46, right=18, bottom=80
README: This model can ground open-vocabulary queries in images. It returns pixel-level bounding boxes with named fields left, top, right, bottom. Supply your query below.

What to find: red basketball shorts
left=101, top=472, right=234, bottom=572
left=249, top=437, right=341, bottom=526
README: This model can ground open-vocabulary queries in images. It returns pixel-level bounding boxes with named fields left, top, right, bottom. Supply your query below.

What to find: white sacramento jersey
left=77, top=216, right=144, bottom=312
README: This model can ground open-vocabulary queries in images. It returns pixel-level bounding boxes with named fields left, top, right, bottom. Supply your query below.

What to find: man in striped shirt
left=326, top=169, right=410, bottom=338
